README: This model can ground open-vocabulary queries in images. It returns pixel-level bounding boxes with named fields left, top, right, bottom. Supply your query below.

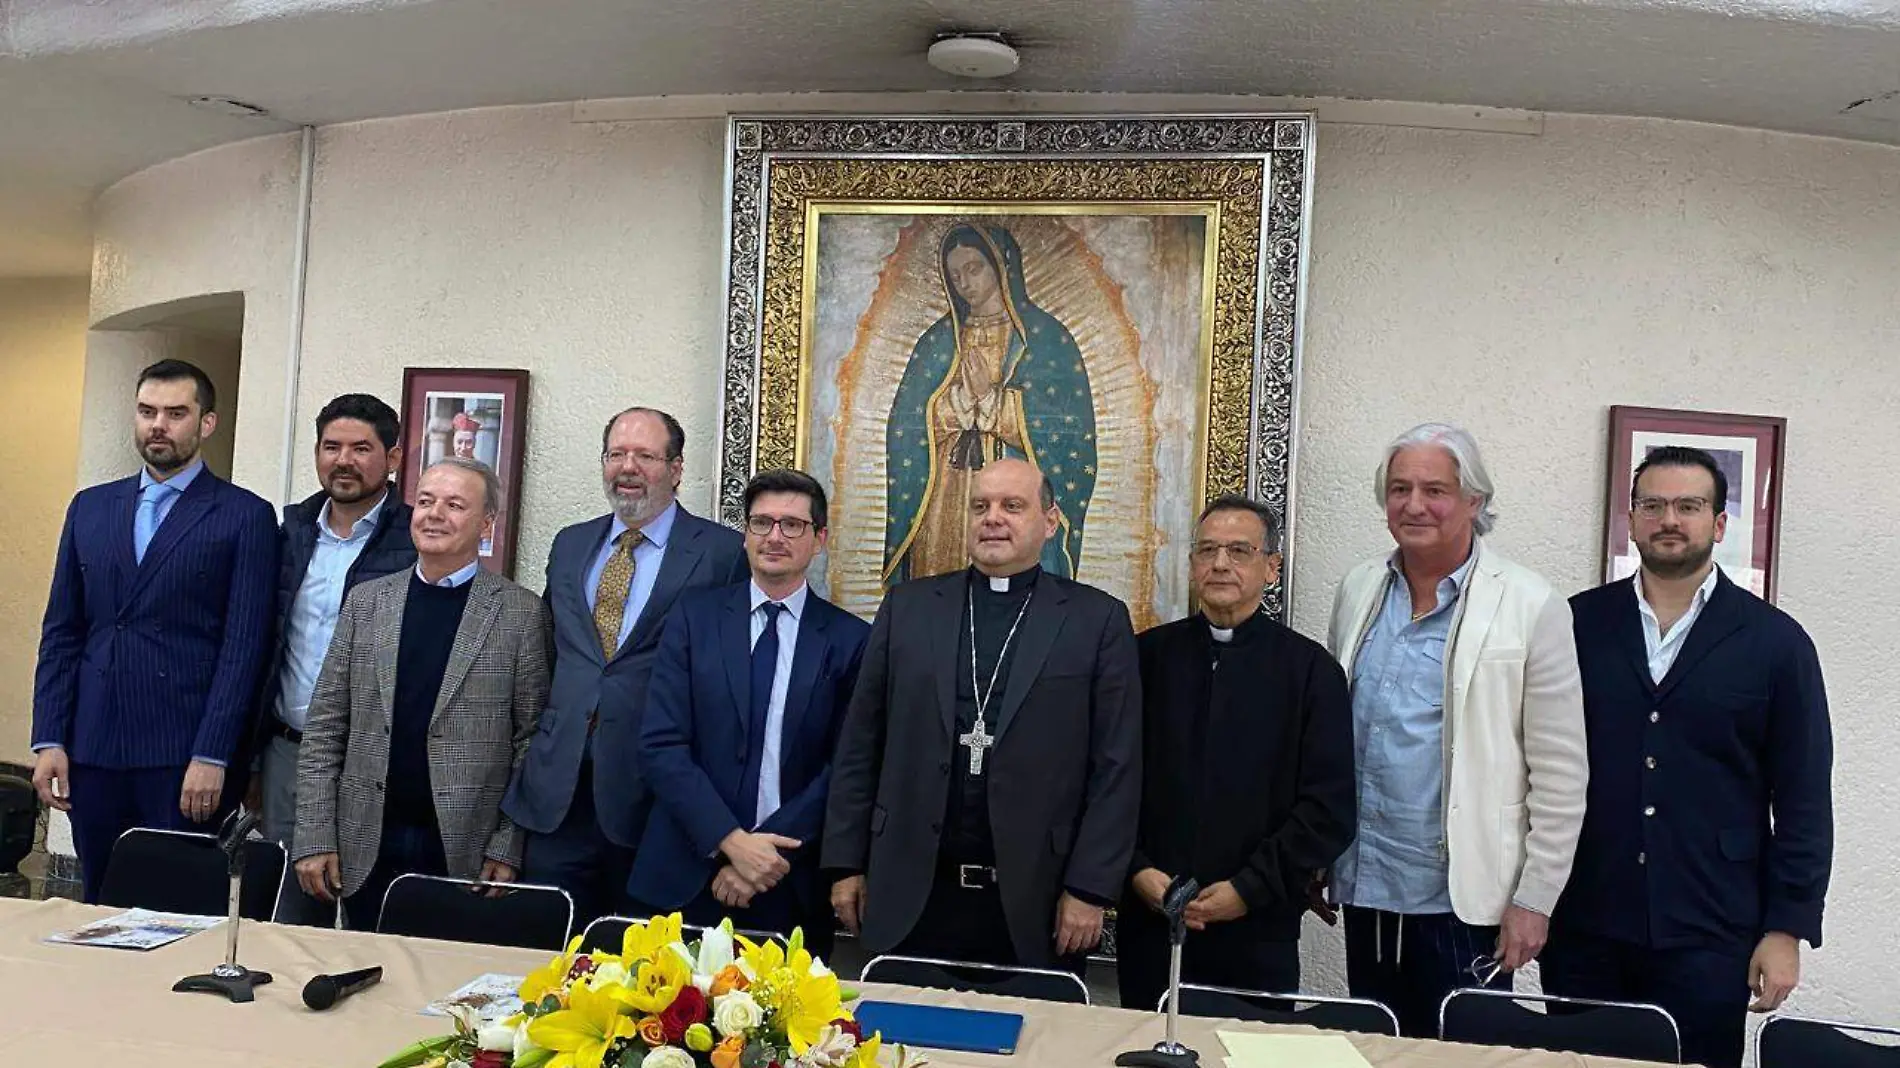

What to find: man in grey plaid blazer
left=294, top=458, right=550, bottom=930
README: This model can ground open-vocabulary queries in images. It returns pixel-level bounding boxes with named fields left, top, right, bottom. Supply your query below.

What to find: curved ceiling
left=1, top=0, right=1895, bottom=276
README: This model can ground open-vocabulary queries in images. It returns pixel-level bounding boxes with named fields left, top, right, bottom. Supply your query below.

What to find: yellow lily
left=847, top=1033, right=882, bottom=1068
left=524, top=980, right=637, bottom=1068
left=620, top=913, right=684, bottom=964
left=774, top=967, right=848, bottom=1054
left=520, top=935, right=587, bottom=1005
left=621, top=949, right=690, bottom=1015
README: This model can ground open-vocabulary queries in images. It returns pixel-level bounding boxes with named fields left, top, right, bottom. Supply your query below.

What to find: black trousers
left=893, top=865, right=1086, bottom=977
left=343, top=819, right=448, bottom=932
left=1115, top=902, right=1300, bottom=1013
left=1344, top=906, right=1506, bottom=1039
left=1541, top=928, right=1754, bottom=1068
left=521, top=759, right=636, bottom=933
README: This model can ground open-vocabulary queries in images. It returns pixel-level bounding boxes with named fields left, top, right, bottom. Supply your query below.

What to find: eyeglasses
left=745, top=515, right=813, bottom=539
left=1467, top=954, right=1505, bottom=986
left=1190, top=541, right=1266, bottom=564
left=602, top=449, right=672, bottom=469
left=1633, top=495, right=1711, bottom=519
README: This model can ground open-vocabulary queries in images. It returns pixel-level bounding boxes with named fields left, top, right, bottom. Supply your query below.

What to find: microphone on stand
left=173, top=806, right=274, bottom=1003
left=1116, top=875, right=1202, bottom=1068
left=303, top=965, right=385, bottom=1010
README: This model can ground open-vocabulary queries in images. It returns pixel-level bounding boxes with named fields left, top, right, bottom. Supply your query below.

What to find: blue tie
left=740, top=601, right=785, bottom=827
left=133, top=481, right=176, bottom=565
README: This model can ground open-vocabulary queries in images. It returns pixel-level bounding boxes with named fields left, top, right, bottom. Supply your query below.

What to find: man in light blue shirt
left=252, top=395, right=414, bottom=922
left=504, top=407, right=747, bottom=928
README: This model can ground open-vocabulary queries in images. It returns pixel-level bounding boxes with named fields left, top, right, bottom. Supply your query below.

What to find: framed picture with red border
left=398, top=368, right=530, bottom=578
left=1604, top=405, right=1786, bottom=603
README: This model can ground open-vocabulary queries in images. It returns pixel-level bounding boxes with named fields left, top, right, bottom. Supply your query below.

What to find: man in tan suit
left=294, top=458, right=549, bottom=930
left=1319, top=423, right=1586, bottom=1038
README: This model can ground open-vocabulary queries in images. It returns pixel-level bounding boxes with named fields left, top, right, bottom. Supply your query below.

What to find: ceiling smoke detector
left=927, top=34, right=1020, bottom=80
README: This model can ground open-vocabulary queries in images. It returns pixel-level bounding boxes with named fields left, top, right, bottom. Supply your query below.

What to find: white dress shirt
left=417, top=558, right=482, bottom=588
left=1633, top=565, right=1721, bottom=683
left=749, top=580, right=807, bottom=826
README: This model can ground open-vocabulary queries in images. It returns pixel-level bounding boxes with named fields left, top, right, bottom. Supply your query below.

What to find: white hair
left=1374, top=422, right=1498, bottom=535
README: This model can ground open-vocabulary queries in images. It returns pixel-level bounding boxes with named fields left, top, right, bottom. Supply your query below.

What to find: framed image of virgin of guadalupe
left=715, top=115, right=1315, bottom=629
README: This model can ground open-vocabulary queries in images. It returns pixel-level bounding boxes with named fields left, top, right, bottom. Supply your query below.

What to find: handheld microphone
left=302, top=965, right=384, bottom=1010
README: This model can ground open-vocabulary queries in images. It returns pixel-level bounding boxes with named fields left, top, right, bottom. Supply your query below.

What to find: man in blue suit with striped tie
left=31, top=359, right=279, bottom=902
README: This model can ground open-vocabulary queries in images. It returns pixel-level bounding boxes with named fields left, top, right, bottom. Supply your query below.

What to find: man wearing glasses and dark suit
left=503, top=408, right=747, bottom=927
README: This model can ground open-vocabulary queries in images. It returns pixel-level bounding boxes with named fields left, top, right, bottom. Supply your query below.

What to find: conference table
left=0, top=897, right=1673, bottom=1067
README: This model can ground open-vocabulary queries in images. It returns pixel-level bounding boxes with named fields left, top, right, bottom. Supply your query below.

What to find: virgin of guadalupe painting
left=883, top=222, right=1096, bottom=584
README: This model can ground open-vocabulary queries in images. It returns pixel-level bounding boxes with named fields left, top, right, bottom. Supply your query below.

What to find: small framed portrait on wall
left=399, top=368, right=530, bottom=577
left=1604, top=405, right=1787, bottom=602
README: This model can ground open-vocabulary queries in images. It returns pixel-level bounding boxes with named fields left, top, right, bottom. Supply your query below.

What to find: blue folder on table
left=854, top=999, right=1025, bottom=1055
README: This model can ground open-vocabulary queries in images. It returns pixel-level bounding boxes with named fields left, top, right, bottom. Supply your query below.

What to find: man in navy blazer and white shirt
left=1546, top=445, right=1832, bottom=1068
left=634, top=469, right=869, bottom=957
left=504, top=408, right=747, bottom=926
left=31, top=359, right=278, bottom=901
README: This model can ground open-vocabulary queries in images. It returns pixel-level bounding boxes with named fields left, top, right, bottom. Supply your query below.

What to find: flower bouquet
left=379, top=914, right=925, bottom=1068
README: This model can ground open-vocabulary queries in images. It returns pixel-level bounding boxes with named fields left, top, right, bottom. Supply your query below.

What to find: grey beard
left=607, top=489, right=658, bottom=527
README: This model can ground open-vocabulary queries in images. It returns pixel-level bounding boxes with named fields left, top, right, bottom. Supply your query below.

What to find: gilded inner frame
left=718, top=116, right=1314, bottom=626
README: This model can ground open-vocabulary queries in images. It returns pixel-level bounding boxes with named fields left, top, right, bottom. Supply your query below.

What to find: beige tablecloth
left=0, top=898, right=1670, bottom=1067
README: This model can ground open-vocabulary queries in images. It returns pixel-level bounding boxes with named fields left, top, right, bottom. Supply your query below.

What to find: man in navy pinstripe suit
left=31, top=359, right=279, bottom=902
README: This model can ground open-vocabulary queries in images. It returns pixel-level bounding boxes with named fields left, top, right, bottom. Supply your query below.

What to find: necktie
left=133, top=480, right=177, bottom=565
left=741, top=601, right=785, bottom=826
left=591, top=530, right=644, bottom=657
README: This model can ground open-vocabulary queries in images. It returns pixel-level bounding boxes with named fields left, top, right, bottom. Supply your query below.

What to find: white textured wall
left=80, top=104, right=1900, bottom=1041
left=0, top=278, right=88, bottom=758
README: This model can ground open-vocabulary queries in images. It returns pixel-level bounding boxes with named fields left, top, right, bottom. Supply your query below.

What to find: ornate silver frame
left=715, top=113, right=1315, bottom=619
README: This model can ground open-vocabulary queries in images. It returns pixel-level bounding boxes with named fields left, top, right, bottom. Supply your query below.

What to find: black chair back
left=96, top=828, right=285, bottom=922
left=376, top=874, right=574, bottom=951
left=860, top=954, right=1089, bottom=1005
left=1440, top=988, right=1680, bottom=1063
left=1171, top=985, right=1400, bottom=1036
left=577, top=916, right=788, bottom=956
left=0, top=763, right=36, bottom=875
left=1760, top=1016, right=1900, bottom=1067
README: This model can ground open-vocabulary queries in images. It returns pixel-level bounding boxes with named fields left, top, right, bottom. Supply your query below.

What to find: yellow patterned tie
left=592, top=530, right=644, bottom=657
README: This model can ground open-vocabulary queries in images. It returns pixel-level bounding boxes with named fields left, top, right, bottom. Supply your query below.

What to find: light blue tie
left=133, top=481, right=176, bottom=565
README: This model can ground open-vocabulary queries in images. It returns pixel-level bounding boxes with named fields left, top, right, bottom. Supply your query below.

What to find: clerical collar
left=1202, top=609, right=1265, bottom=644
left=1209, top=625, right=1235, bottom=644
left=972, top=564, right=1041, bottom=594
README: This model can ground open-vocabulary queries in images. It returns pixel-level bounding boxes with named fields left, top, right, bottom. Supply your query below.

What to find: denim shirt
left=1334, top=549, right=1476, bottom=914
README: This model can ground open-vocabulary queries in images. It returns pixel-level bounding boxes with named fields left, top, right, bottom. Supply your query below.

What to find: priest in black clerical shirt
left=1117, top=495, right=1356, bottom=1011
left=823, top=458, right=1141, bottom=969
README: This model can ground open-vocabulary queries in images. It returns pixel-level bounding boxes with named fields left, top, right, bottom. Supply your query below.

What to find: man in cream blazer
left=1320, top=423, right=1586, bottom=1038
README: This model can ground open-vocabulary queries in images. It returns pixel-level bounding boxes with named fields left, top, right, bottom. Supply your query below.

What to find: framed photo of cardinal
left=398, top=367, right=530, bottom=578
left=1603, top=404, right=1787, bottom=603
left=715, top=114, right=1316, bottom=630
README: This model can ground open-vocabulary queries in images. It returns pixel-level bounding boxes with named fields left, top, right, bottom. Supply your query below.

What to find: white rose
left=514, top=1021, right=544, bottom=1062
left=476, top=1020, right=518, bottom=1052
left=642, top=1048, right=695, bottom=1068
left=587, top=961, right=631, bottom=990
left=713, top=990, right=765, bottom=1037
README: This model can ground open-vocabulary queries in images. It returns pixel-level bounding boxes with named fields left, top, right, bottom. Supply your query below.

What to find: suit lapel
left=374, top=576, right=407, bottom=726
left=434, top=571, right=502, bottom=722
left=1449, top=555, right=1506, bottom=708
left=779, top=601, right=830, bottom=764
left=130, top=474, right=219, bottom=598
left=721, top=584, right=753, bottom=739
left=933, top=577, right=963, bottom=740
left=1610, top=579, right=1658, bottom=695
left=993, top=578, right=1070, bottom=742
left=1654, top=572, right=1744, bottom=702
left=564, top=515, right=617, bottom=667
left=618, top=517, right=703, bottom=662
left=108, top=479, right=139, bottom=594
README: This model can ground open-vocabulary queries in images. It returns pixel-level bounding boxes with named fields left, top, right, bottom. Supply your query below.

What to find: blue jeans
left=1345, top=906, right=1506, bottom=1038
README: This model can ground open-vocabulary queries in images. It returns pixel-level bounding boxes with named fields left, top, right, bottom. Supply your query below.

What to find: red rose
left=832, top=1018, right=863, bottom=1043
left=659, top=985, right=710, bottom=1043
left=471, top=1051, right=510, bottom=1068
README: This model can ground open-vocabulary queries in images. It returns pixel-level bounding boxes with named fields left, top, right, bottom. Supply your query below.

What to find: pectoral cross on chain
left=959, top=717, right=995, bottom=775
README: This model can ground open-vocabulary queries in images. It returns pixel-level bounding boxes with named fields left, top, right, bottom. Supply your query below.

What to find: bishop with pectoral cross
left=822, top=458, right=1142, bottom=970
